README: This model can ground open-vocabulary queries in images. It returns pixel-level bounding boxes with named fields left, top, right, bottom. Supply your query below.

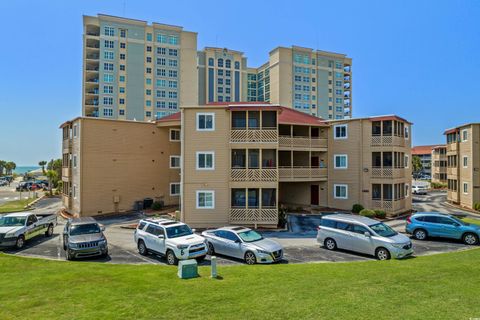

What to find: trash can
left=143, top=198, right=154, bottom=209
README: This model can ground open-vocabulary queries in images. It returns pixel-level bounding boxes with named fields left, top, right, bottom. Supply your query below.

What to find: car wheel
left=375, top=247, right=391, bottom=260
left=244, top=251, right=257, bottom=265
left=462, top=233, right=479, bottom=245
left=324, top=238, right=337, bottom=250
left=207, top=242, right=215, bottom=255
left=196, top=255, right=206, bottom=263
left=45, top=224, right=54, bottom=237
left=66, top=250, right=74, bottom=261
left=137, top=240, right=148, bottom=256
left=413, top=229, right=427, bottom=240
left=166, top=250, right=178, bottom=265
left=15, top=235, right=25, bottom=249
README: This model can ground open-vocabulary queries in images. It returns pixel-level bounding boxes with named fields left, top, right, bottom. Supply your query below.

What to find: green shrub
left=352, top=204, right=364, bottom=214
left=151, top=201, right=164, bottom=211
left=359, top=209, right=375, bottom=218
left=278, top=207, right=287, bottom=229
left=474, top=203, right=480, bottom=212
left=431, top=182, right=447, bottom=189
left=374, top=210, right=386, bottom=219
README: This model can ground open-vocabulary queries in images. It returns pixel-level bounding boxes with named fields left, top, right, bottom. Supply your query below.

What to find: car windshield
left=369, top=223, right=398, bottom=237
left=237, top=230, right=263, bottom=242
left=166, top=225, right=193, bottom=239
left=70, top=223, right=101, bottom=236
left=0, top=216, right=26, bottom=227
left=449, top=216, right=467, bottom=226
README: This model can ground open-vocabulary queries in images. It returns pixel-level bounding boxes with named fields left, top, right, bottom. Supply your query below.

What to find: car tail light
left=406, top=216, right=411, bottom=224
left=317, top=226, right=321, bottom=231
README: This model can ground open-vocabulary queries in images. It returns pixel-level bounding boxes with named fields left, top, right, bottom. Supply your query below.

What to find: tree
left=47, top=159, right=62, bottom=188
left=38, top=160, right=47, bottom=174
left=0, top=160, right=6, bottom=175
left=46, top=170, right=58, bottom=196
left=4, top=162, right=16, bottom=175
left=412, top=156, right=423, bottom=177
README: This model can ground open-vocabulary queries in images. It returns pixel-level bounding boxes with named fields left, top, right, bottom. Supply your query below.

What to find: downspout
left=180, top=109, right=185, bottom=222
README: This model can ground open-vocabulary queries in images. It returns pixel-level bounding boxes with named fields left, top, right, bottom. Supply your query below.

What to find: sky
left=0, top=0, right=479, bottom=165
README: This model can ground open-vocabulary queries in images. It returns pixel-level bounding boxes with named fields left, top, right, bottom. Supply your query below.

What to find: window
left=334, top=124, right=348, bottom=139
left=73, top=184, right=77, bottom=199
left=196, top=152, right=214, bottom=170
left=120, top=65, right=125, bottom=71
left=463, top=156, right=468, bottom=168
left=168, top=91, right=177, bottom=99
left=405, top=184, right=410, bottom=197
left=168, top=80, right=177, bottom=88
left=146, top=100, right=151, bottom=107
left=168, top=49, right=178, bottom=56
left=103, top=85, right=113, bottom=94
left=157, top=33, right=167, bottom=43
left=218, top=58, right=223, bottom=67
left=157, top=101, right=165, bottom=108
left=103, top=74, right=114, bottom=83
left=73, top=155, right=77, bottom=168
left=104, top=40, right=114, bottom=48
left=196, top=191, right=214, bottom=209
left=208, top=58, right=214, bottom=66
left=120, top=53, right=125, bottom=60
left=146, top=67, right=152, bottom=74
left=462, top=130, right=468, bottom=141
left=157, top=90, right=165, bottom=98
left=146, top=46, right=152, bottom=52
left=120, top=29, right=126, bottom=38
left=104, top=26, right=114, bottom=36
left=168, top=59, right=178, bottom=67
left=119, top=98, right=125, bottom=105
left=146, top=57, right=152, bottom=63
left=234, top=61, right=240, bottom=69
left=145, top=111, right=151, bottom=117
left=120, top=42, right=126, bottom=49
left=170, top=156, right=180, bottom=168
left=157, top=69, right=166, bottom=76
left=119, top=109, right=125, bottom=116
left=157, top=47, right=166, bottom=55
left=168, top=70, right=178, bottom=78
left=334, top=155, right=348, bottom=169
left=405, top=155, right=410, bottom=169
left=73, top=124, right=78, bottom=138
left=197, top=113, right=215, bottom=131
left=157, top=58, right=166, bottom=65
left=170, top=129, right=180, bottom=141
left=168, top=35, right=178, bottom=45
left=170, top=183, right=180, bottom=196
left=119, top=87, right=125, bottom=93
left=334, top=184, right=348, bottom=199
left=168, top=102, right=178, bottom=109
left=157, top=79, right=166, bottom=87
left=104, top=51, right=114, bottom=60
left=146, top=33, right=152, bottom=41
left=463, top=182, right=468, bottom=194
left=103, top=63, right=113, bottom=71
left=103, top=97, right=113, bottom=105
left=103, top=108, right=113, bottom=117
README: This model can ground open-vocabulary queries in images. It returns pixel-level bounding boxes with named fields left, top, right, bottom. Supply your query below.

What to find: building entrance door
left=311, top=185, right=319, bottom=205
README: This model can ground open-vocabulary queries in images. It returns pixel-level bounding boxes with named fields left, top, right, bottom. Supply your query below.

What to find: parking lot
left=2, top=196, right=475, bottom=266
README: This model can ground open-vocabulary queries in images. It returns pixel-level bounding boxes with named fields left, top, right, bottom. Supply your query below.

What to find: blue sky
left=0, top=0, right=479, bottom=165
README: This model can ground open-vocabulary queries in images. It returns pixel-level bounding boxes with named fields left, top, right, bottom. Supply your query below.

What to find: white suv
left=134, top=218, right=207, bottom=265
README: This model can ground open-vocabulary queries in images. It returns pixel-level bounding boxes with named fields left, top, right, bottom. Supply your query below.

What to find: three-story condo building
left=61, top=103, right=411, bottom=227
left=444, top=123, right=480, bottom=210
left=431, top=145, right=447, bottom=184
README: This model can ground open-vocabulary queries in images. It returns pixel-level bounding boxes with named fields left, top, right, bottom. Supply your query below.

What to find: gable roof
left=411, top=145, right=438, bottom=155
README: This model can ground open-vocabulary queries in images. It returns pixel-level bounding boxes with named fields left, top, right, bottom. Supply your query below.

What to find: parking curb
left=24, top=195, right=45, bottom=210
left=443, top=202, right=480, bottom=217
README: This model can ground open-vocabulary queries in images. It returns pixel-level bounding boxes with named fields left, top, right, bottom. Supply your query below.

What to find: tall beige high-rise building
left=82, top=14, right=197, bottom=121
left=82, top=15, right=352, bottom=121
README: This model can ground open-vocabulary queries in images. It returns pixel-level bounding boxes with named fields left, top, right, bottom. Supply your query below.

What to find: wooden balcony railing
left=279, top=167, right=327, bottom=181
left=62, top=139, right=72, bottom=151
left=279, top=136, right=327, bottom=149
left=229, top=207, right=278, bottom=225
left=230, top=168, right=278, bottom=182
left=371, top=135, right=407, bottom=147
left=371, top=167, right=406, bottom=179
left=371, top=198, right=407, bottom=215
left=230, top=129, right=278, bottom=143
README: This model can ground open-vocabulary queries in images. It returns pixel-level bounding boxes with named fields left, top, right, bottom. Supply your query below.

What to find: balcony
left=62, top=139, right=72, bottom=152
left=62, top=167, right=71, bottom=180
left=371, top=167, right=406, bottom=179
left=86, top=88, right=99, bottom=95
left=86, top=66, right=99, bottom=72
left=279, top=167, right=327, bottom=181
left=86, top=78, right=99, bottom=83
left=85, top=99, right=99, bottom=106
left=278, top=136, right=327, bottom=149
left=229, top=207, right=278, bottom=225
left=371, top=199, right=407, bottom=215
left=230, top=168, right=278, bottom=182
left=447, top=167, right=458, bottom=176
left=371, top=135, right=406, bottom=147
left=86, top=54, right=99, bottom=60
left=230, top=129, right=278, bottom=143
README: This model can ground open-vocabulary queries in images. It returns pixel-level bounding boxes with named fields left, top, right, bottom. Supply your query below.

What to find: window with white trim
left=334, top=184, right=348, bottom=199
left=196, top=191, right=214, bottom=209
left=334, top=155, right=348, bottom=169
left=463, top=182, right=468, bottom=194
left=405, top=155, right=410, bottom=169
left=73, top=184, right=77, bottom=199
left=334, top=124, right=347, bottom=139
left=170, top=183, right=180, bottom=196
left=169, top=129, right=180, bottom=141
left=73, top=155, right=77, bottom=168
left=197, top=113, right=215, bottom=131
left=170, top=156, right=180, bottom=169
left=462, top=129, right=468, bottom=141
left=463, top=156, right=468, bottom=168
left=405, top=183, right=410, bottom=197
left=196, top=152, right=214, bottom=170
left=73, top=124, right=78, bottom=138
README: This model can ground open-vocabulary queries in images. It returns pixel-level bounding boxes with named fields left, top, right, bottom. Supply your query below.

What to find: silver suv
left=63, top=217, right=108, bottom=260
left=317, top=214, right=413, bottom=260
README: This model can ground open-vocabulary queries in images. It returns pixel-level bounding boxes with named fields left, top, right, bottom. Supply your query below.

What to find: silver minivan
left=317, top=214, right=413, bottom=260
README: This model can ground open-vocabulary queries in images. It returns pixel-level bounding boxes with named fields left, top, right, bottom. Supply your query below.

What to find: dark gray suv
left=63, top=217, right=108, bottom=260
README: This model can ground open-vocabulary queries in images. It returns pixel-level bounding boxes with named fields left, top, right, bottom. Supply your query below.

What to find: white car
left=134, top=218, right=207, bottom=265
left=412, top=185, right=428, bottom=195
left=0, top=212, right=57, bottom=248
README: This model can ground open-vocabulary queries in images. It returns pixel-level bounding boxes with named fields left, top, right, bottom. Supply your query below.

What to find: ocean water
left=13, top=166, right=41, bottom=175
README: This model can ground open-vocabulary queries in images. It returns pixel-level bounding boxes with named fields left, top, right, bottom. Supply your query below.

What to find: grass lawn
left=0, top=198, right=33, bottom=213
left=462, top=217, right=480, bottom=226
left=1, top=249, right=480, bottom=320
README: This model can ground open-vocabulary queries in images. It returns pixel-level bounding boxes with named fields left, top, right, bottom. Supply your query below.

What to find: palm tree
left=46, top=170, right=58, bottom=196
left=4, top=162, right=16, bottom=175
left=0, top=160, right=6, bottom=175
left=38, top=160, right=47, bottom=174
left=412, top=156, right=423, bottom=179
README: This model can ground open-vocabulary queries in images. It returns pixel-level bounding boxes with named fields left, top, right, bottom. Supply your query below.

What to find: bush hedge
left=352, top=204, right=364, bottom=214
left=359, top=209, right=375, bottom=218
left=474, top=203, right=480, bottom=212
left=151, top=201, right=164, bottom=211
left=374, top=210, right=386, bottom=219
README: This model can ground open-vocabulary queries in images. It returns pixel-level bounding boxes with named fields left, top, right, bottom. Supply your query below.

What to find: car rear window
left=138, top=221, right=146, bottom=230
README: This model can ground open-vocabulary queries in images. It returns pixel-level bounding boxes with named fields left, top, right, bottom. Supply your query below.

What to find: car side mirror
left=100, top=225, right=106, bottom=231
left=364, top=232, right=371, bottom=237
left=158, top=234, right=165, bottom=239
left=235, top=239, right=242, bottom=244
left=191, top=228, right=196, bottom=233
